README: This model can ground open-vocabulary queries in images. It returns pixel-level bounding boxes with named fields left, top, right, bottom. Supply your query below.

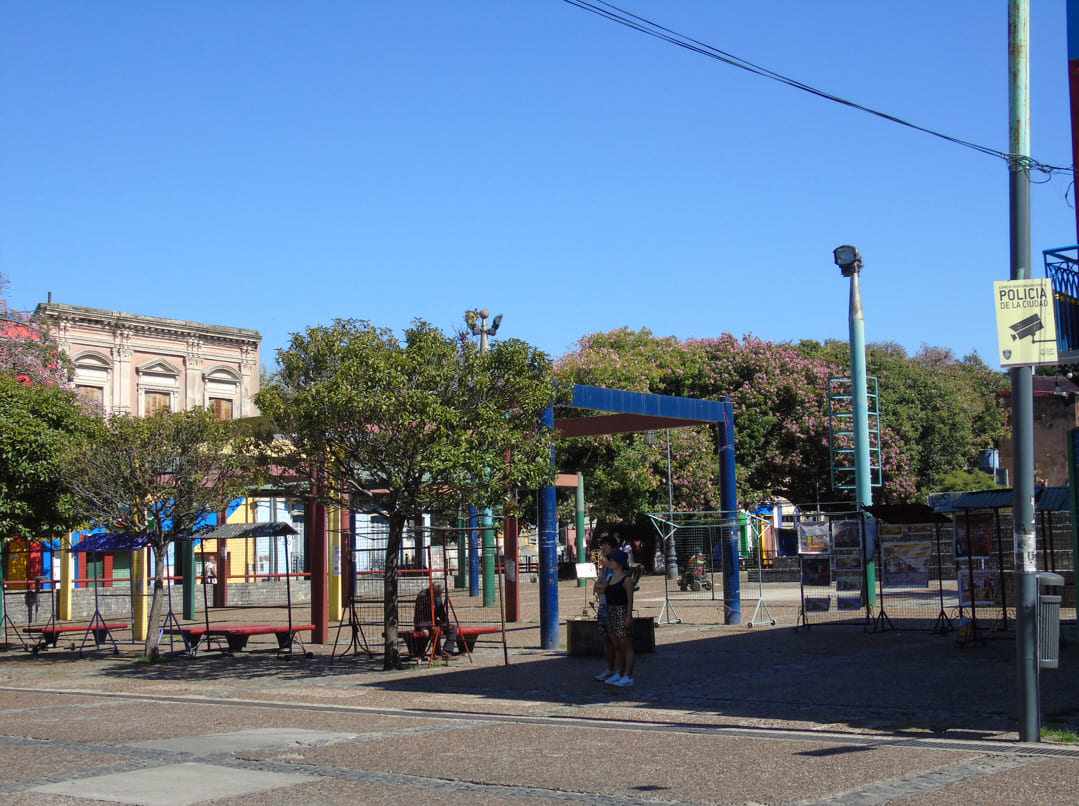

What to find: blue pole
left=718, top=397, right=741, bottom=625
left=468, top=506, right=479, bottom=597
left=538, top=406, right=559, bottom=649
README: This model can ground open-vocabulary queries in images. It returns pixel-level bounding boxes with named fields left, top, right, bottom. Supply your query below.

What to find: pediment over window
left=135, top=358, right=181, bottom=379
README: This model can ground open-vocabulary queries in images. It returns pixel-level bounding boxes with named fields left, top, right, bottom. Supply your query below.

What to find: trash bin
left=1038, top=572, right=1065, bottom=670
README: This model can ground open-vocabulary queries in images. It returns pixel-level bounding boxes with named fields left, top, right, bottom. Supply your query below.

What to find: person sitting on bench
left=414, top=581, right=464, bottom=657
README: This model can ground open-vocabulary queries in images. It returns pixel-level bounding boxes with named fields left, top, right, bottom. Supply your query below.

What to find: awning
left=193, top=521, right=299, bottom=541
left=69, top=533, right=151, bottom=553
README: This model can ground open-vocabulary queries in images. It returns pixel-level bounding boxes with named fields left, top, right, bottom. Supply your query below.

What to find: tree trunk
left=143, top=546, right=167, bottom=659
left=382, top=513, right=404, bottom=670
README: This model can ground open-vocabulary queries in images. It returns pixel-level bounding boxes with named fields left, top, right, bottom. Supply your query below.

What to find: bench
left=165, top=624, right=315, bottom=655
left=400, top=625, right=501, bottom=658
left=24, top=622, right=129, bottom=655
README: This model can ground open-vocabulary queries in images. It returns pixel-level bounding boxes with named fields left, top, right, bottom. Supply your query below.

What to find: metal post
left=665, top=429, right=679, bottom=581
left=719, top=398, right=741, bottom=624
left=468, top=507, right=479, bottom=597
left=1068, top=0, right=1079, bottom=243
left=538, top=406, right=559, bottom=649
left=576, top=473, right=587, bottom=587
left=849, top=270, right=877, bottom=605
left=482, top=509, right=496, bottom=607
left=1011, top=0, right=1040, bottom=743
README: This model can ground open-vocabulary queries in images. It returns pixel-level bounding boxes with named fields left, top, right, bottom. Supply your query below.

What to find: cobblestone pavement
left=0, top=577, right=1077, bottom=805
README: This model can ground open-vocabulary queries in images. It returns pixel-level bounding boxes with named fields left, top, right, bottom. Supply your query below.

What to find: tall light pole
left=834, top=245, right=877, bottom=602
left=467, top=309, right=502, bottom=608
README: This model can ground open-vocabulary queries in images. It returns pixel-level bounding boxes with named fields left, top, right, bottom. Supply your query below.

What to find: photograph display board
left=800, top=557, right=831, bottom=587
left=882, top=541, right=932, bottom=588
left=958, top=569, right=997, bottom=606
left=832, top=520, right=861, bottom=550
left=798, top=521, right=830, bottom=555
left=834, top=553, right=862, bottom=571
left=954, top=513, right=992, bottom=560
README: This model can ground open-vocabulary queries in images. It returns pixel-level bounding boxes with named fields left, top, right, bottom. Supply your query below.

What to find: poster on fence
left=958, top=569, right=998, bottom=606
left=954, top=513, right=992, bottom=560
left=835, top=574, right=863, bottom=592
left=833, top=520, right=861, bottom=550
left=801, top=557, right=831, bottom=587
left=798, top=521, right=830, bottom=554
left=804, top=597, right=831, bottom=612
left=882, top=541, right=932, bottom=588
left=834, top=553, right=862, bottom=571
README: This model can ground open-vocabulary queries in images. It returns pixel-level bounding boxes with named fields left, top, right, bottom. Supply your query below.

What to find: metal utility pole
left=1010, top=0, right=1040, bottom=743
left=467, top=309, right=502, bottom=608
left=834, top=245, right=877, bottom=605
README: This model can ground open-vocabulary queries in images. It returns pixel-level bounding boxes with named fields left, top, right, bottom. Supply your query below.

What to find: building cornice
left=34, top=302, right=261, bottom=348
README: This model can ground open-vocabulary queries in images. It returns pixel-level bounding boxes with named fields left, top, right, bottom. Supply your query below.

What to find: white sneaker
left=594, top=669, right=615, bottom=681
left=612, top=676, right=634, bottom=687
left=604, top=673, right=625, bottom=685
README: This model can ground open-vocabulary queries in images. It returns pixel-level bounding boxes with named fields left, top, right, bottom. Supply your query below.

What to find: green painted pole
left=576, top=472, right=587, bottom=587
left=482, top=509, right=496, bottom=607
left=181, top=539, right=195, bottom=620
left=848, top=271, right=876, bottom=606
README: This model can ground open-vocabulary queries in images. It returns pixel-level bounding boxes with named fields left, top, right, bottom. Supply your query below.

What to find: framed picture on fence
left=801, top=557, right=831, bottom=587
left=798, top=521, right=830, bottom=555
left=835, top=574, right=862, bottom=592
left=832, top=520, right=861, bottom=550
left=834, top=553, right=862, bottom=571
left=954, top=513, right=992, bottom=560
left=882, top=541, right=932, bottom=588
left=958, top=569, right=998, bottom=606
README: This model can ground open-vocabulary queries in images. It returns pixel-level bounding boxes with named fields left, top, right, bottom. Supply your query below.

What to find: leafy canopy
left=0, top=373, right=89, bottom=540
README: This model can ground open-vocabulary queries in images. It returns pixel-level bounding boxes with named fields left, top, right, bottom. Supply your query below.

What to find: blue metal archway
left=537, top=385, right=738, bottom=649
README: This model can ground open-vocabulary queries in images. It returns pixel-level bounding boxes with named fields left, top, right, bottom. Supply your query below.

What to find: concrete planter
left=566, top=616, right=655, bottom=656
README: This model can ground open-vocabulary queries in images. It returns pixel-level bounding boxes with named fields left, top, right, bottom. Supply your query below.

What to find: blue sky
left=2, top=1, right=1076, bottom=372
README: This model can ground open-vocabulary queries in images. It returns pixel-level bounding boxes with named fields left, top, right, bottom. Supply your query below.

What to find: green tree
left=0, top=374, right=88, bottom=540
left=797, top=340, right=1008, bottom=500
left=62, top=409, right=265, bottom=659
left=257, top=318, right=566, bottom=669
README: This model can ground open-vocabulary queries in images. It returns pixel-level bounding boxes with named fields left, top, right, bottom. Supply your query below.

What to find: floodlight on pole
left=834, top=244, right=877, bottom=603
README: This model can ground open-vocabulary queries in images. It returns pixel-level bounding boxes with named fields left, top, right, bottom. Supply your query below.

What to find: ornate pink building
left=35, top=302, right=260, bottom=418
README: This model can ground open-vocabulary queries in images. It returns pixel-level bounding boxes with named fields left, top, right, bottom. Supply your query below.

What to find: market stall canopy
left=866, top=503, right=949, bottom=524
left=193, top=521, right=298, bottom=540
left=69, top=533, right=151, bottom=553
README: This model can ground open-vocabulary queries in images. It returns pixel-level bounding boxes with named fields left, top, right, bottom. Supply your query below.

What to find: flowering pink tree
left=0, top=276, right=71, bottom=387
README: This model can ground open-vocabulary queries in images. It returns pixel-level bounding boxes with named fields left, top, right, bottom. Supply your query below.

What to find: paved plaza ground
left=0, top=576, right=1078, bottom=805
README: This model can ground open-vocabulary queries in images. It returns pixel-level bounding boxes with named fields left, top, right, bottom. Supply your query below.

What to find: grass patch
left=1042, top=727, right=1079, bottom=743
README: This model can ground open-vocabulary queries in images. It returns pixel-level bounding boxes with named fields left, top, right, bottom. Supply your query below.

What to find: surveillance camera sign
left=994, top=278, right=1059, bottom=367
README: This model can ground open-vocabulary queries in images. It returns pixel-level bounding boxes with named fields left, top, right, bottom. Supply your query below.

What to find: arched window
left=72, top=351, right=111, bottom=410
left=203, top=366, right=240, bottom=419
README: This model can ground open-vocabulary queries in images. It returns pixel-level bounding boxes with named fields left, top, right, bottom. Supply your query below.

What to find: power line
left=562, top=0, right=1071, bottom=180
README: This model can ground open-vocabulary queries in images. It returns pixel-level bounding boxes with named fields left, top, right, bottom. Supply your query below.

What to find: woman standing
left=603, top=550, right=635, bottom=687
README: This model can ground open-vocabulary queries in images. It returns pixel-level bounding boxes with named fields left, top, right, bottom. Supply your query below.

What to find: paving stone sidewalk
left=0, top=577, right=1076, bottom=805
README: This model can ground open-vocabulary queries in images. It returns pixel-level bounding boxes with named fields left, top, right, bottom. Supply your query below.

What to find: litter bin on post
left=1038, top=572, right=1065, bottom=670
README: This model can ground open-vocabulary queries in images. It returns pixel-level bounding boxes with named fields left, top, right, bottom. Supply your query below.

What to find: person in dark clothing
left=603, top=550, right=635, bottom=687
left=414, top=581, right=463, bottom=656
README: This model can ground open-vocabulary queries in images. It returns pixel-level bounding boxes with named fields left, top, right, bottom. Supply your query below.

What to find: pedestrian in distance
left=592, top=534, right=620, bottom=682
left=603, top=549, right=635, bottom=687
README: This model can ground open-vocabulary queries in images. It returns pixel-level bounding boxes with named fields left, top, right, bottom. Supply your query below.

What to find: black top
left=605, top=575, right=629, bottom=606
